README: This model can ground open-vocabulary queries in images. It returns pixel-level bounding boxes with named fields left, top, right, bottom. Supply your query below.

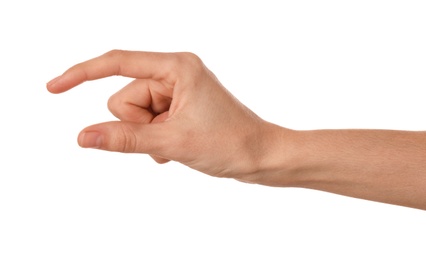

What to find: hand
left=47, top=50, right=426, bottom=209
left=47, top=50, right=289, bottom=182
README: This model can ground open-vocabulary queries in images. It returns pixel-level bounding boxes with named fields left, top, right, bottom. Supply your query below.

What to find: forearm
left=256, top=126, right=426, bottom=210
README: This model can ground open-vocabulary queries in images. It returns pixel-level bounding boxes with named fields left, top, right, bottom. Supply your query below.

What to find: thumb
left=78, top=121, right=167, bottom=154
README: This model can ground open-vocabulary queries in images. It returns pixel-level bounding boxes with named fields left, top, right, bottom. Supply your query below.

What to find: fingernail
left=46, top=75, right=62, bottom=88
left=79, top=131, right=103, bottom=148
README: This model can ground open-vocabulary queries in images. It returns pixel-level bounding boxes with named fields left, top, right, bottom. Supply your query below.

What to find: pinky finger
left=150, top=155, right=170, bottom=164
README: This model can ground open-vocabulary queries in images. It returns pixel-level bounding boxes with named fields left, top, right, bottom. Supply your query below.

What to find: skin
left=47, top=50, right=426, bottom=210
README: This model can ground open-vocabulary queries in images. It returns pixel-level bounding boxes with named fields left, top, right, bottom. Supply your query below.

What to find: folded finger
left=108, top=79, right=173, bottom=123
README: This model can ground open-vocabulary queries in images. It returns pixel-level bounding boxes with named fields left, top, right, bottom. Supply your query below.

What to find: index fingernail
left=46, top=75, right=62, bottom=88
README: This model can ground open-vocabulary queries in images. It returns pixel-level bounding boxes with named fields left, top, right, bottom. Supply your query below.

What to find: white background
left=1, top=1, right=426, bottom=259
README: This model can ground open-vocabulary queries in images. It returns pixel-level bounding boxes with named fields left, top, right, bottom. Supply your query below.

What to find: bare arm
left=257, top=127, right=426, bottom=210
left=47, top=50, right=426, bottom=210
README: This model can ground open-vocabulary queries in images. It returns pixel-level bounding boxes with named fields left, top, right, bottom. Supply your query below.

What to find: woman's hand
left=47, top=50, right=291, bottom=183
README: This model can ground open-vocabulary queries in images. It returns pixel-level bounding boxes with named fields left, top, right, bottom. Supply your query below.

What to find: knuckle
left=104, top=49, right=125, bottom=58
left=102, top=49, right=126, bottom=75
left=107, top=94, right=119, bottom=113
left=167, top=52, right=206, bottom=81
left=107, top=93, right=129, bottom=119
left=165, top=52, right=204, bottom=73
left=176, top=52, right=204, bottom=68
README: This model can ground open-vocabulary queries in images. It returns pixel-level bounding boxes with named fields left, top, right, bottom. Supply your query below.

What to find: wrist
left=240, top=122, right=305, bottom=187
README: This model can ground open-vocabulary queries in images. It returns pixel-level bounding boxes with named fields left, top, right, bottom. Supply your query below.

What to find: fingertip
left=78, top=131, right=103, bottom=149
left=46, top=75, right=63, bottom=93
left=47, top=75, right=62, bottom=86
left=46, top=86, right=60, bottom=94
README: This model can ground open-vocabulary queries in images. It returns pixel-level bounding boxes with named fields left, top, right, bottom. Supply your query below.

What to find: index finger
left=47, top=50, right=177, bottom=93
